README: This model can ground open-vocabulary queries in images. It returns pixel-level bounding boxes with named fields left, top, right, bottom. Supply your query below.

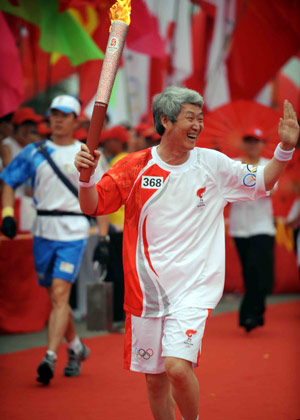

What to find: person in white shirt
left=74, top=87, right=299, bottom=420
left=229, top=129, right=276, bottom=332
left=0, top=95, right=106, bottom=386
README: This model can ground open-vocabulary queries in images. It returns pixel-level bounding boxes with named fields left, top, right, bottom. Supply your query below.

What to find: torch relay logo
left=197, top=187, right=206, bottom=208
left=184, top=329, right=197, bottom=346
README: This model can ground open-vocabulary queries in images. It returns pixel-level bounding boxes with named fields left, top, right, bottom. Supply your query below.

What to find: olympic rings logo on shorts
left=243, top=165, right=257, bottom=188
left=135, top=347, right=154, bottom=361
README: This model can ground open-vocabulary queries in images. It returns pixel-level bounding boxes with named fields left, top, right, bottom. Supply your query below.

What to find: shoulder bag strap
left=35, top=141, right=78, bottom=198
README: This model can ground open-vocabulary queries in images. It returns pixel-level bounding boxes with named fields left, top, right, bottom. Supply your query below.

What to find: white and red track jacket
left=93, top=146, right=267, bottom=317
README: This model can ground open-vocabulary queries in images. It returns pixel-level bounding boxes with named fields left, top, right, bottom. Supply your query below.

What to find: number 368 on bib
left=141, top=176, right=164, bottom=189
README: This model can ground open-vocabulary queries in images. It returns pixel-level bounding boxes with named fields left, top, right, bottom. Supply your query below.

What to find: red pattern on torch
left=80, top=20, right=129, bottom=182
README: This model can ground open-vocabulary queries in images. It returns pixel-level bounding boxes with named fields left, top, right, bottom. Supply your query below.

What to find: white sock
left=46, top=350, right=57, bottom=360
left=68, top=335, right=83, bottom=354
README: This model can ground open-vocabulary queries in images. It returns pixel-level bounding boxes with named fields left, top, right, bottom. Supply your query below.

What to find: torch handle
left=79, top=102, right=108, bottom=182
left=79, top=20, right=129, bottom=183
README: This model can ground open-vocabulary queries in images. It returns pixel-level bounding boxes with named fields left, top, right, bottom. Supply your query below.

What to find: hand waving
left=278, top=100, right=299, bottom=150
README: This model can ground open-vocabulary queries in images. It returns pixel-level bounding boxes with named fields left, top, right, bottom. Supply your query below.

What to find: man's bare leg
left=64, top=305, right=77, bottom=343
left=165, top=357, right=199, bottom=420
left=47, top=278, right=73, bottom=353
left=37, top=278, right=74, bottom=384
left=145, top=372, right=176, bottom=420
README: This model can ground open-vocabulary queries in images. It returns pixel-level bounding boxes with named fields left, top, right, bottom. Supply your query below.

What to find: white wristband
left=78, top=172, right=97, bottom=188
left=274, top=143, right=295, bottom=161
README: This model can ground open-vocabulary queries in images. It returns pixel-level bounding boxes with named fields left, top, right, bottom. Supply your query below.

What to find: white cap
left=50, top=95, right=81, bottom=116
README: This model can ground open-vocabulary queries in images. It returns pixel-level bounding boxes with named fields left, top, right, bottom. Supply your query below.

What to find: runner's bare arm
left=264, top=100, right=299, bottom=191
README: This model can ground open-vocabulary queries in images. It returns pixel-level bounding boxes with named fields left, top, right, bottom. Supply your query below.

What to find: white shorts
left=123, top=307, right=211, bottom=374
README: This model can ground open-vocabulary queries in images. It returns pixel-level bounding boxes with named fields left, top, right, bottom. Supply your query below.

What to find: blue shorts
left=33, top=237, right=88, bottom=287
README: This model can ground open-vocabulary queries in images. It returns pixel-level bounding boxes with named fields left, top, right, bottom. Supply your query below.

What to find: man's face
left=0, top=120, right=13, bottom=140
left=105, top=138, right=124, bottom=156
left=243, top=137, right=264, bottom=159
left=16, top=122, right=39, bottom=146
left=163, top=103, right=204, bottom=151
left=129, top=130, right=147, bottom=152
left=49, top=109, right=77, bottom=137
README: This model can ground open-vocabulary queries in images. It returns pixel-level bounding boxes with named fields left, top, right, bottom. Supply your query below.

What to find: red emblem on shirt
left=197, top=187, right=206, bottom=199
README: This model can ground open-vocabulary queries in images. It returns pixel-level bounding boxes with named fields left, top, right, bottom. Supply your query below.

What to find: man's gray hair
left=152, top=86, right=204, bottom=135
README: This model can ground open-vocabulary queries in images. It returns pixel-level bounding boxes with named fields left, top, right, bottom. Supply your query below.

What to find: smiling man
left=74, top=86, right=299, bottom=420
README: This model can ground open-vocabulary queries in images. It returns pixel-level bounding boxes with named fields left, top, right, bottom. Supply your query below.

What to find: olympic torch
left=79, top=0, right=131, bottom=182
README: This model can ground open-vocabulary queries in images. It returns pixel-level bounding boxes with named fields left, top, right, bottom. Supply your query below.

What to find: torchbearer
left=75, top=89, right=299, bottom=419
left=80, top=0, right=131, bottom=182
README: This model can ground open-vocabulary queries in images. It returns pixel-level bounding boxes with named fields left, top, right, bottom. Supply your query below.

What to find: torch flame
left=110, top=0, right=131, bottom=25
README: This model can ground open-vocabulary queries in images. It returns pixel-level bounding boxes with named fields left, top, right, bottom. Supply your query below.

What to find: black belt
left=37, top=210, right=87, bottom=217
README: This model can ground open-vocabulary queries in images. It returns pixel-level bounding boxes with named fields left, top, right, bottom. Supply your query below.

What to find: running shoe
left=36, top=353, right=56, bottom=385
left=64, top=342, right=90, bottom=377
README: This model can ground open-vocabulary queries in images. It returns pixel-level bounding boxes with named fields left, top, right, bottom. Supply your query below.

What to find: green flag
left=0, top=0, right=104, bottom=65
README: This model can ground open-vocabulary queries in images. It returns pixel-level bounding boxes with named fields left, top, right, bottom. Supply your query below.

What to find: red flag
left=227, top=0, right=300, bottom=100
left=185, top=8, right=214, bottom=96
left=78, top=4, right=111, bottom=115
left=20, top=22, right=76, bottom=101
left=126, top=0, right=166, bottom=58
left=58, top=0, right=115, bottom=13
left=276, top=58, right=300, bottom=116
left=0, top=12, right=24, bottom=117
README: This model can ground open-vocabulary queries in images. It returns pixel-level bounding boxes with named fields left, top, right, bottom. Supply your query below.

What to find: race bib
left=141, top=176, right=163, bottom=189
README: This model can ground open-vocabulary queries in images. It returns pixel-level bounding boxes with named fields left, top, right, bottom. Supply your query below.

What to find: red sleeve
left=93, top=149, right=153, bottom=216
